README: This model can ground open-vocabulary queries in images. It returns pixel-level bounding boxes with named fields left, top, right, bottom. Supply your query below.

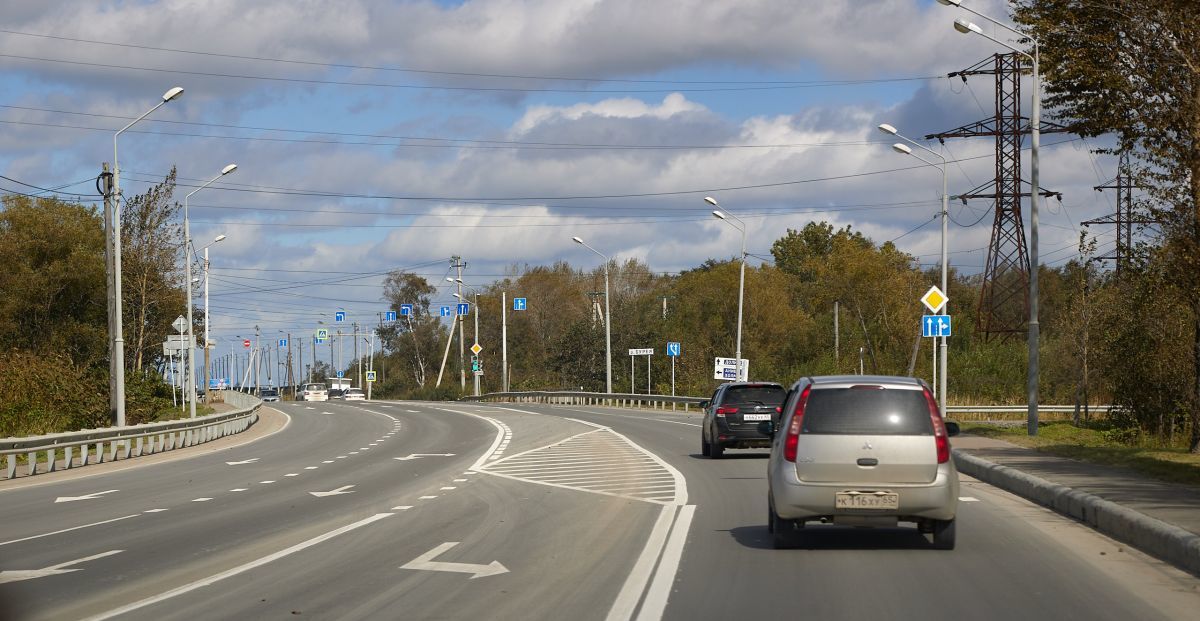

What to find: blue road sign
left=922, top=314, right=952, bottom=338
left=334, top=311, right=346, bottom=322
left=278, top=338, right=287, bottom=347
left=667, top=341, right=681, bottom=357
left=513, top=297, right=527, bottom=311
left=366, top=370, right=377, bottom=382
left=440, top=306, right=452, bottom=317
left=457, top=303, right=470, bottom=316
left=316, top=328, right=329, bottom=341
left=385, top=310, right=397, bottom=322
left=336, top=370, right=344, bottom=378
left=400, top=304, right=413, bottom=317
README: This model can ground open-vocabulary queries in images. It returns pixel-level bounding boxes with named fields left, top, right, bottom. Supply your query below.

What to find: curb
left=953, top=449, right=1200, bottom=577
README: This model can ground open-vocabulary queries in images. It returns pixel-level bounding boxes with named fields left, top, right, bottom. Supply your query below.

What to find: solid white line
left=191, top=498, right=212, bottom=502
left=81, top=513, right=393, bottom=621
left=143, top=509, right=168, bottom=513
left=433, top=408, right=507, bottom=471
left=635, top=505, right=696, bottom=621
left=0, top=514, right=139, bottom=547
left=229, top=489, right=248, bottom=492
left=606, top=505, right=677, bottom=621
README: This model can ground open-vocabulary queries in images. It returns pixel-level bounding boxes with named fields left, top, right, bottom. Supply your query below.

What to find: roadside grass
left=963, top=421, right=1200, bottom=487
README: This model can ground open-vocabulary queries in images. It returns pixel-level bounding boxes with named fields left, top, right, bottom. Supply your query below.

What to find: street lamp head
left=954, top=18, right=982, bottom=34
left=892, top=143, right=913, bottom=155
left=571, top=236, right=584, bottom=245
left=712, top=210, right=727, bottom=220
left=452, top=293, right=462, bottom=299
left=213, top=234, right=227, bottom=243
left=162, top=86, right=184, bottom=102
left=703, top=196, right=719, bottom=207
left=936, top=0, right=962, bottom=6
left=220, top=163, right=238, bottom=175
left=877, top=123, right=898, bottom=135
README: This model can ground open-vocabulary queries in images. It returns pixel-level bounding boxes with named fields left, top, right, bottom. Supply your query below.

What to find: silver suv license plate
left=835, top=492, right=899, bottom=510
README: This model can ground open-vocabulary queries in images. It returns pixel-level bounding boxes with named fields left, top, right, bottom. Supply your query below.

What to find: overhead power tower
left=1083, top=153, right=1155, bottom=275
left=927, top=52, right=1069, bottom=341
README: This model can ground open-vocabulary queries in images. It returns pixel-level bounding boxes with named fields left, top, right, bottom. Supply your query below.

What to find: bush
left=0, top=350, right=107, bottom=436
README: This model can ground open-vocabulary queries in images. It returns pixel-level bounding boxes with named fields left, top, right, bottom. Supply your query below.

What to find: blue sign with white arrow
left=513, top=297, right=527, bottom=311
left=334, top=311, right=346, bottom=322
left=278, top=338, right=287, bottom=347
left=922, top=315, right=952, bottom=338
left=666, top=342, right=681, bottom=357
left=457, top=303, right=470, bottom=316
left=440, top=306, right=452, bottom=317
left=385, top=310, right=397, bottom=322
left=400, top=304, right=413, bottom=317
left=336, top=370, right=344, bottom=378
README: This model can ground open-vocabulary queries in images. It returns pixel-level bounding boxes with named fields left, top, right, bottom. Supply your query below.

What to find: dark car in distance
left=700, top=382, right=787, bottom=458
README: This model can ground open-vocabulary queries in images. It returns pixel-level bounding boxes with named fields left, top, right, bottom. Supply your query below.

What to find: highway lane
left=488, top=402, right=1200, bottom=621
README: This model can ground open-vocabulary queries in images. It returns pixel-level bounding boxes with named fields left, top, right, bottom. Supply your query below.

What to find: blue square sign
left=440, top=306, right=452, bottom=317
left=400, top=304, right=413, bottom=317
left=385, top=310, right=397, bottom=322
left=513, top=297, right=527, bottom=311
left=922, top=315, right=952, bottom=338
left=334, top=311, right=346, bottom=322
left=666, top=342, right=681, bottom=357
left=278, top=338, right=287, bottom=347
left=457, top=303, right=470, bottom=316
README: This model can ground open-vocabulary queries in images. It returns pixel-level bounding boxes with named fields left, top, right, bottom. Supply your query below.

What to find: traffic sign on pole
left=920, top=286, right=949, bottom=313
left=172, top=316, right=189, bottom=333
left=922, top=315, right=952, bottom=338
left=513, top=297, right=527, bottom=311
left=713, top=357, right=749, bottom=381
left=470, top=343, right=482, bottom=355
left=628, top=348, right=654, bottom=356
left=366, top=370, right=377, bottom=382
left=278, top=338, right=287, bottom=347
left=440, top=306, right=452, bottom=317
left=400, top=304, right=413, bottom=317
left=334, top=311, right=346, bottom=322
left=315, top=328, right=329, bottom=341
left=666, top=342, right=681, bottom=357
left=385, top=310, right=397, bottom=322
left=243, top=339, right=251, bottom=348
left=457, top=303, right=470, bottom=316
left=337, top=370, right=344, bottom=378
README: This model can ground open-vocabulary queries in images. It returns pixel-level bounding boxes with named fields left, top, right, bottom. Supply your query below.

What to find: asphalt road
left=1, top=400, right=1197, bottom=620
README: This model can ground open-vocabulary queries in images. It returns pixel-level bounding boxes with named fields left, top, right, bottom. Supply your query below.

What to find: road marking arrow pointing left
left=54, top=490, right=119, bottom=503
left=394, top=453, right=456, bottom=461
left=0, top=550, right=123, bottom=584
left=225, top=458, right=260, bottom=465
left=401, top=542, right=508, bottom=579
left=309, top=485, right=355, bottom=498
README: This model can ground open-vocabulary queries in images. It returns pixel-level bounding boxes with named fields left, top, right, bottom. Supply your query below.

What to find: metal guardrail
left=1, top=390, right=262, bottom=480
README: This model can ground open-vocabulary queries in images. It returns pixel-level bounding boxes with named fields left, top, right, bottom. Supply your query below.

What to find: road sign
left=922, top=315, right=952, bottom=338
left=385, top=310, right=397, bottom=322
left=336, top=370, right=344, bottom=378
left=457, top=303, right=470, bottom=316
left=335, top=311, right=346, bottom=322
left=440, top=306, right=452, bottom=317
left=243, top=339, right=251, bottom=348
left=513, top=297, right=527, bottom=311
left=366, top=370, right=377, bottom=383
left=920, top=286, right=948, bottom=313
left=400, top=304, right=413, bottom=317
left=162, top=335, right=191, bottom=353
left=666, top=342, right=681, bottom=357
left=316, top=328, right=329, bottom=341
left=713, top=357, right=749, bottom=381
left=471, top=343, right=482, bottom=355
left=172, top=316, right=188, bottom=332
left=628, top=348, right=654, bottom=356
left=278, top=338, right=287, bottom=347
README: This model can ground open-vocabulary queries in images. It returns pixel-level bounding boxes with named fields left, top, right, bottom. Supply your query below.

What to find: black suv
left=700, top=382, right=787, bottom=458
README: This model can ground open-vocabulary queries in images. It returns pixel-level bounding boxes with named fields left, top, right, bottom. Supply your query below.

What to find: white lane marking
left=391, top=505, right=413, bottom=511
left=54, top=489, right=119, bottom=503
left=406, top=410, right=420, bottom=413
left=394, top=453, right=456, bottom=461
left=453, top=479, right=468, bottom=482
left=81, top=514, right=393, bottom=621
left=321, top=411, right=334, bottom=415
left=400, top=542, right=508, bottom=579
left=635, top=505, right=697, bottom=620
left=0, top=549, right=124, bottom=584
left=259, top=480, right=276, bottom=484
left=230, top=489, right=248, bottom=492
left=560, top=407, right=702, bottom=428
left=192, top=498, right=213, bottom=502
left=959, top=496, right=981, bottom=502
left=143, top=509, right=168, bottom=513
left=336, top=456, right=347, bottom=459
left=419, top=495, right=438, bottom=500
left=440, top=486, right=457, bottom=490
left=285, top=473, right=299, bottom=477
left=606, top=506, right=677, bottom=621
left=305, top=466, right=318, bottom=470
left=349, top=452, right=359, bottom=455
left=0, top=515, right=138, bottom=547
left=225, top=458, right=260, bottom=465
left=309, top=485, right=356, bottom=498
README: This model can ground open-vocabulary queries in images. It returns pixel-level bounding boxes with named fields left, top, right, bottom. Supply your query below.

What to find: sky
left=0, top=0, right=1130, bottom=366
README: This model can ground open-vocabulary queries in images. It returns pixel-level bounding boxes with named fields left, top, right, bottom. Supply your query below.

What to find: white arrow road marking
left=393, top=453, right=456, bottom=461
left=309, top=485, right=355, bottom=498
left=959, top=496, right=980, bottom=502
left=400, top=542, right=508, bottom=580
left=225, top=458, right=260, bottom=465
left=0, top=550, right=123, bottom=584
left=54, top=490, right=119, bottom=503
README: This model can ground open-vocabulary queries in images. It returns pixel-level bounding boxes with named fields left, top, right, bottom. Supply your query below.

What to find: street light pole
left=706, top=197, right=748, bottom=381
left=202, top=234, right=225, bottom=406
left=879, top=124, right=949, bottom=414
left=110, top=86, right=183, bottom=427
left=184, top=164, right=237, bottom=418
left=942, top=1, right=1042, bottom=435
left=572, top=237, right=612, bottom=394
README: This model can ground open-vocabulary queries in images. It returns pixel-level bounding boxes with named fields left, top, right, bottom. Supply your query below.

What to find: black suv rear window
left=722, top=385, right=786, bottom=406
left=801, top=387, right=932, bottom=435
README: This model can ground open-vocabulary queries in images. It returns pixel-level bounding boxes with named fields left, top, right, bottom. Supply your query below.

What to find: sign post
left=920, top=285, right=950, bottom=402
left=666, top=342, right=681, bottom=409
left=628, top=348, right=653, bottom=394
left=713, top=357, right=749, bottom=381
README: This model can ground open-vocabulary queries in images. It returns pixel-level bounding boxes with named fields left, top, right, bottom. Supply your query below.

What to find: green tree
left=381, top=270, right=443, bottom=389
left=121, top=168, right=185, bottom=371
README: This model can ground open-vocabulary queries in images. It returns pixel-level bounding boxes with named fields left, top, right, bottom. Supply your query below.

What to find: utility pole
left=353, top=322, right=361, bottom=387
left=834, top=300, right=840, bottom=366
left=100, top=163, right=119, bottom=425
left=502, top=291, right=508, bottom=392
left=254, top=325, right=260, bottom=392
left=377, top=312, right=386, bottom=385
left=451, top=256, right=467, bottom=390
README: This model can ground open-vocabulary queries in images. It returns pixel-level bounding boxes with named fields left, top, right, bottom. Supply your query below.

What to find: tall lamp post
left=705, top=196, right=748, bottom=381
left=452, top=282, right=481, bottom=397
left=939, top=0, right=1042, bottom=435
left=110, top=85, right=184, bottom=427
left=184, top=163, right=237, bottom=418
left=572, top=237, right=612, bottom=394
left=879, top=124, right=949, bottom=414
left=201, top=234, right=226, bottom=406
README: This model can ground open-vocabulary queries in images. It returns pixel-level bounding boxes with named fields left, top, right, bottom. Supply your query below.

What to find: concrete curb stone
left=953, top=449, right=1200, bottom=577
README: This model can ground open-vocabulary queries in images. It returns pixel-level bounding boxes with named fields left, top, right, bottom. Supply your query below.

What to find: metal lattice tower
left=927, top=53, right=1069, bottom=341
left=1083, top=153, right=1154, bottom=275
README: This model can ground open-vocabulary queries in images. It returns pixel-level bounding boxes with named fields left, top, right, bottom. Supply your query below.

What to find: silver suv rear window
left=801, top=387, right=932, bottom=435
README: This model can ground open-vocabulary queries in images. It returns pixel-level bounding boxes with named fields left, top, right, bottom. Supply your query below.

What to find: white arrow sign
left=393, top=453, right=456, bottom=461
left=225, top=458, right=260, bottom=465
left=401, top=542, right=508, bottom=579
left=309, top=485, right=356, bottom=498
left=54, top=490, right=119, bottom=503
left=0, top=550, right=123, bottom=584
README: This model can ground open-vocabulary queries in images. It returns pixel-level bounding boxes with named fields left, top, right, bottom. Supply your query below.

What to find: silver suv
left=763, top=375, right=960, bottom=549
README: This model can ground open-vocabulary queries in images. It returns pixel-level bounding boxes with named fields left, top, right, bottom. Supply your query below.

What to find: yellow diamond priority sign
left=920, top=286, right=948, bottom=313
left=470, top=343, right=482, bottom=355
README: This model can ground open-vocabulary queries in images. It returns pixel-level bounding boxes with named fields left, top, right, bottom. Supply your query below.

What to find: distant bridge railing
left=462, top=391, right=1115, bottom=421
left=1, top=390, right=261, bottom=480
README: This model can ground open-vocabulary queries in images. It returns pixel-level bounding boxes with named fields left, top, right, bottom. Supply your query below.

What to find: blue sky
left=0, top=0, right=1128, bottom=361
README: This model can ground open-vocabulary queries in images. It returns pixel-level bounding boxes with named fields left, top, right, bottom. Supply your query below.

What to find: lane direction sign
left=922, top=315, right=952, bottom=338
left=400, top=304, right=413, bottom=317
left=334, top=311, right=346, bottom=322
left=666, top=342, right=681, bottom=357
left=278, top=338, right=287, bottom=347
left=920, top=286, right=948, bottom=313
left=513, top=297, right=527, bottom=311
left=385, top=310, right=397, bottom=322
left=456, top=303, right=470, bottom=316
left=400, top=542, right=508, bottom=579
left=440, top=306, right=452, bottom=317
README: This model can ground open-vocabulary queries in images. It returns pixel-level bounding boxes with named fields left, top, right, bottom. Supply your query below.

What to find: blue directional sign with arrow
left=440, top=306, right=452, bottom=317
left=457, top=303, right=470, bottom=316
left=513, top=297, right=527, bottom=311
left=334, top=311, right=346, bottom=322
left=278, top=338, right=287, bottom=347
left=400, top=304, right=413, bottom=317
left=922, top=315, right=952, bottom=338
left=666, top=342, right=681, bottom=357
left=385, top=310, right=397, bottom=322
